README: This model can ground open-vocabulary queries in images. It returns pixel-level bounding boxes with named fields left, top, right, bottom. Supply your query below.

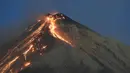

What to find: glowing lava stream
left=46, top=16, right=74, bottom=47
left=0, top=14, right=75, bottom=73
left=1, top=56, right=19, bottom=73
left=23, top=44, right=33, bottom=61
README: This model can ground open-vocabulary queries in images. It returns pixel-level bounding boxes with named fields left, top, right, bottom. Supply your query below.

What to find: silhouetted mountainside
left=1, top=13, right=130, bottom=73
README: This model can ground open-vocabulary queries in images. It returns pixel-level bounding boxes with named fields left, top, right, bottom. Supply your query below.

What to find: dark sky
left=0, top=0, right=129, bottom=46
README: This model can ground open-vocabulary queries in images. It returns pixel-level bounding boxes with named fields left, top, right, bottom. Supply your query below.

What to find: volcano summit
left=0, top=12, right=130, bottom=73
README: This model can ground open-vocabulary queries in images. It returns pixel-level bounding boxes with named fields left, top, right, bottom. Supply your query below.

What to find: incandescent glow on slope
left=1, top=56, right=19, bottom=73
left=46, top=16, right=74, bottom=47
left=0, top=13, right=75, bottom=73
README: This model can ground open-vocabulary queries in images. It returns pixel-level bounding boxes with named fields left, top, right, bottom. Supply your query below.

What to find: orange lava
left=0, top=13, right=75, bottom=73
left=1, top=56, right=19, bottom=73
left=23, top=44, right=33, bottom=60
left=46, top=16, right=74, bottom=47
left=24, top=62, right=31, bottom=67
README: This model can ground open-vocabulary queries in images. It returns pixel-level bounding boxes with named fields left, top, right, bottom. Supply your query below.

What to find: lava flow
left=0, top=12, right=75, bottom=73
left=23, top=44, right=33, bottom=61
left=46, top=15, right=74, bottom=47
left=0, top=56, right=19, bottom=73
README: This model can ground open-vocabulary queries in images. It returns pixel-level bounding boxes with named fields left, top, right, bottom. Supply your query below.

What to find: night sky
left=0, top=0, right=129, bottom=46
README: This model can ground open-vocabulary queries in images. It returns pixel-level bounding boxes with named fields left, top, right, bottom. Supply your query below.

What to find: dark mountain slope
left=1, top=13, right=130, bottom=73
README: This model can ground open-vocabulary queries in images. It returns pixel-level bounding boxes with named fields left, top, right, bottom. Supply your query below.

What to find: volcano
left=0, top=12, right=130, bottom=73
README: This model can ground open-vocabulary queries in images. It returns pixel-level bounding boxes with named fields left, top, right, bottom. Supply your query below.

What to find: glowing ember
left=31, top=48, right=35, bottom=52
left=42, top=45, right=47, bottom=49
left=24, top=62, right=31, bottom=67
